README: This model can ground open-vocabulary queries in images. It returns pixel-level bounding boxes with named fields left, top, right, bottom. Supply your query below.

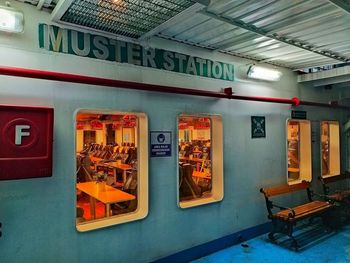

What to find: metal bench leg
left=290, top=236, right=299, bottom=251
left=268, top=232, right=276, bottom=241
left=287, top=223, right=299, bottom=251
left=268, top=219, right=279, bottom=242
left=322, top=212, right=335, bottom=231
left=269, top=219, right=299, bottom=250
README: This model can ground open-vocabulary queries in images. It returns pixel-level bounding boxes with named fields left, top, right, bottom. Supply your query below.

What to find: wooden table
left=192, top=171, right=211, bottom=182
left=288, top=167, right=300, bottom=173
left=179, top=157, right=207, bottom=163
left=90, top=156, right=103, bottom=163
left=104, top=162, right=133, bottom=184
left=179, top=157, right=210, bottom=171
left=77, top=182, right=135, bottom=219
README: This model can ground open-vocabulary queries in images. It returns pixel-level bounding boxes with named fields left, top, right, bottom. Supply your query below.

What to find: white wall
left=0, top=2, right=345, bottom=263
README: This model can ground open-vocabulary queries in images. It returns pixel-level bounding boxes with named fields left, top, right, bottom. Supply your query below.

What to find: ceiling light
left=0, top=6, right=24, bottom=33
left=247, top=65, right=282, bottom=81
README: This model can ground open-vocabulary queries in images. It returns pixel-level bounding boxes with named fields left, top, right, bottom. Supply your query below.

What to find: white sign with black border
left=150, top=131, right=172, bottom=157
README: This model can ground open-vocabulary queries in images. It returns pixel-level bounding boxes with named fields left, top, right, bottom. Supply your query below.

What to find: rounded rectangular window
left=345, top=120, right=350, bottom=172
left=178, top=114, right=223, bottom=208
left=75, top=110, right=148, bottom=231
left=287, top=119, right=311, bottom=185
left=321, top=121, right=340, bottom=178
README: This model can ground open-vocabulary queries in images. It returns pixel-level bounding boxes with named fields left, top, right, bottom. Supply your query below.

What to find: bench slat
left=273, top=201, right=332, bottom=221
left=261, top=181, right=310, bottom=197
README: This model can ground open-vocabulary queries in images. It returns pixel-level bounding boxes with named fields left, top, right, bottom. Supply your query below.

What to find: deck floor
left=193, top=225, right=350, bottom=263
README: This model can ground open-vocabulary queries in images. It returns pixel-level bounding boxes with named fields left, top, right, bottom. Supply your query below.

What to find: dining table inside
left=77, top=182, right=135, bottom=219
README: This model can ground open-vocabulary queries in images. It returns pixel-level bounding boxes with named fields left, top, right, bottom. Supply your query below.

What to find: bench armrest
left=310, top=191, right=335, bottom=204
left=334, top=189, right=346, bottom=193
left=272, top=203, right=296, bottom=218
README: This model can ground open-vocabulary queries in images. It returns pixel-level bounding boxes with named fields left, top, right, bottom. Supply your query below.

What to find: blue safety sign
left=150, top=131, right=172, bottom=157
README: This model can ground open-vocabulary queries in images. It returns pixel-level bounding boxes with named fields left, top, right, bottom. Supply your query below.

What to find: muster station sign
left=0, top=105, right=53, bottom=180
left=39, top=24, right=234, bottom=82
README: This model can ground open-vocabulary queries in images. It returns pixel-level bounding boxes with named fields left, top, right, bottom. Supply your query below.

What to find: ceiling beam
left=292, top=60, right=340, bottom=71
left=138, top=3, right=205, bottom=41
left=51, top=0, right=74, bottom=22
left=36, top=0, right=45, bottom=10
left=328, top=0, right=350, bottom=14
left=193, top=0, right=211, bottom=5
left=196, top=7, right=349, bottom=63
left=258, top=50, right=315, bottom=63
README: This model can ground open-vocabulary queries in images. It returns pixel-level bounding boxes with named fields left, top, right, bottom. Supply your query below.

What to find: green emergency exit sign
left=291, top=110, right=307, bottom=119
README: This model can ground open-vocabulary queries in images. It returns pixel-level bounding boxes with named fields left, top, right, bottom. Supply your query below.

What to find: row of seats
left=179, top=163, right=211, bottom=201
left=81, top=143, right=113, bottom=159
left=80, top=143, right=137, bottom=165
left=179, top=140, right=211, bottom=159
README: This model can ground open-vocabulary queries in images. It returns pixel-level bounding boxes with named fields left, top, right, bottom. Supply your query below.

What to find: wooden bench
left=260, top=181, right=333, bottom=250
left=320, top=172, right=350, bottom=202
left=320, top=172, right=350, bottom=225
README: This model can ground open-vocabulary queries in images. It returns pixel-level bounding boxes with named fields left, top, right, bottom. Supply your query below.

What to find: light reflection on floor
left=193, top=225, right=350, bottom=263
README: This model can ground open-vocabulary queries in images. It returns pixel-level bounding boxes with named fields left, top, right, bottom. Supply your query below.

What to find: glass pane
left=106, top=124, right=115, bottom=145
left=287, top=121, right=300, bottom=182
left=321, top=122, right=330, bottom=176
left=347, top=131, right=350, bottom=172
left=76, top=112, right=138, bottom=224
left=178, top=116, right=212, bottom=202
left=83, top=130, right=96, bottom=145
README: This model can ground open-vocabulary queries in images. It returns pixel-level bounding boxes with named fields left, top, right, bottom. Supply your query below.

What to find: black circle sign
left=157, top=133, right=165, bottom=143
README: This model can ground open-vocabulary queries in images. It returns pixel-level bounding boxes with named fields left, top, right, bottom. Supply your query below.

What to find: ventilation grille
left=60, top=0, right=194, bottom=38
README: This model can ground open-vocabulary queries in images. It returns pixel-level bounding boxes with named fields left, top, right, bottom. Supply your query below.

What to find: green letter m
left=39, top=24, right=68, bottom=53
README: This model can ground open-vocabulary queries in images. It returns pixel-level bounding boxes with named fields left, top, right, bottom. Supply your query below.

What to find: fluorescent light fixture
left=247, top=65, right=282, bottom=81
left=0, top=6, right=24, bottom=33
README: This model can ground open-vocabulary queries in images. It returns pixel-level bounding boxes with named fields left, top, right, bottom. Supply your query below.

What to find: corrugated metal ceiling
left=59, top=0, right=193, bottom=38
left=48, top=0, right=350, bottom=70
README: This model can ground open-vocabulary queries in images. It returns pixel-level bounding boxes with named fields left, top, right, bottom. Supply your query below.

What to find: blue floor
left=193, top=225, right=350, bottom=263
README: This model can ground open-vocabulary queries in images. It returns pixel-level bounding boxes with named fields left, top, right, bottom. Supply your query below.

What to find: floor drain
left=241, top=243, right=250, bottom=253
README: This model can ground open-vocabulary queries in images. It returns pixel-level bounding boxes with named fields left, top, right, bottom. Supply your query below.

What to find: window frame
left=177, top=114, right=223, bottom=209
left=74, top=109, right=148, bottom=232
left=286, top=118, right=312, bottom=185
left=320, top=120, right=340, bottom=178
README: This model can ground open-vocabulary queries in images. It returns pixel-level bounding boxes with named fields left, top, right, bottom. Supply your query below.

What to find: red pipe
left=0, top=66, right=347, bottom=109
left=232, top=94, right=299, bottom=105
left=223, top=87, right=299, bottom=105
left=224, top=88, right=299, bottom=106
left=299, top=100, right=349, bottom=109
left=0, top=66, right=229, bottom=99
left=0, top=66, right=297, bottom=105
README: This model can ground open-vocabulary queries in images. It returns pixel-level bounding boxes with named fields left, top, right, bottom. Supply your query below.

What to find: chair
left=76, top=207, right=85, bottom=223
left=76, top=155, right=95, bottom=182
left=125, top=148, right=137, bottom=164
left=179, top=163, right=202, bottom=201
left=111, top=171, right=138, bottom=215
